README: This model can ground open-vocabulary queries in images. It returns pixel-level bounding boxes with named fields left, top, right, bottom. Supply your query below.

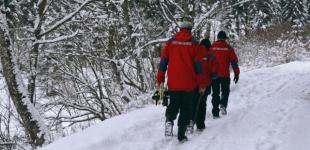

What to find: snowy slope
left=40, top=61, right=310, bottom=150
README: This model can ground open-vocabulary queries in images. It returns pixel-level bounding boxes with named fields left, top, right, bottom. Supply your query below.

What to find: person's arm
left=204, top=50, right=216, bottom=83
left=229, top=48, right=240, bottom=76
left=210, top=43, right=219, bottom=80
left=229, top=47, right=240, bottom=83
left=195, top=45, right=208, bottom=92
left=156, top=43, right=169, bottom=87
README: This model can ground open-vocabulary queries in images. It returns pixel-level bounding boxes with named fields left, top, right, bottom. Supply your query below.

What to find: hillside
left=40, top=61, right=310, bottom=150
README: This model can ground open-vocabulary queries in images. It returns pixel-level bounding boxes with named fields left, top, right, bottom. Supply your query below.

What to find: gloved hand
left=211, top=72, right=218, bottom=80
left=199, top=88, right=205, bottom=95
left=233, top=75, right=239, bottom=84
left=162, top=91, right=169, bottom=106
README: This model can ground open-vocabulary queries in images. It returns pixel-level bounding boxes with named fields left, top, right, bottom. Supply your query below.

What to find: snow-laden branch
left=167, top=0, right=184, bottom=13
left=0, top=9, right=12, bottom=50
left=159, top=2, right=174, bottom=24
left=162, top=2, right=179, bottom=26
left=61, top=116, right=97, bottom=124
left=193, top=0, right=254, bottom=31
left=225, top=0, right=253, bottom=10
left=16, top=36, right=36, bottom=41
left=38, top=0, right=45, bottom=6
left=132, top=38, right=169, bottom=57
left=46, top=112, right=93, bottom=121
left=46, top=50, right=118, bottom=63
left=61, top=102, right=100, bottom=115
left=39, top=0, right=94, bottom=37
left=35, top=30, right=78, bottom=44
left=42, top=0, right=55, bottom=16
left=214, top=0, right=255, bottom=16
left=140, top=38, right=170, bottom=49
left=193, top=1, right=220, bottom=31
left=33, top=0, right=47, bottom=32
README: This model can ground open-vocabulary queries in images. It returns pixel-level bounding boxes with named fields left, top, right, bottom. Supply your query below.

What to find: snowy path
left=40, top=61, right=310, bottom=150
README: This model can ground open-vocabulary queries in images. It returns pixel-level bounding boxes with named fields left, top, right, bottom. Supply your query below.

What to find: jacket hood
left=175, top=29, right=193, bottom=42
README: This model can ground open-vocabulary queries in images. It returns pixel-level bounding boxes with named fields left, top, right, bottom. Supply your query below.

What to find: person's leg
left=195, top=86, right=210, bottom=129
left=178, top=90, right=194, bottom=126
left=165, top=91, right=180, bottom=123
left=220, top=78, right=231, bottom=108
left=219, top=78, right=230, bottom=115
left=165, top=91, right=180, bottom=136
left=177, top=90, right=195, bottom=141
left=211, top=79, right=221, bottom=117
left=191, top=88, right=199, bottom=120
left=178, top=126, right=188, bottom=142
left=188, top=88, right=199, bottom=133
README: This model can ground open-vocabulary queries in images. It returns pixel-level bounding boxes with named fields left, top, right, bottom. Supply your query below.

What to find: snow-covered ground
left=40, top=61, right=310, bottom=150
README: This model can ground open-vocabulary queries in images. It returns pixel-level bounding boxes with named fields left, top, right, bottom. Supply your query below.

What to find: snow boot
left=186, top=120, right=194, bottom=134
left=220, top=105, right=227, bottom=115
left=165, top=121, right=173, bottom=136
left=178, top=126, right=188, bottom=143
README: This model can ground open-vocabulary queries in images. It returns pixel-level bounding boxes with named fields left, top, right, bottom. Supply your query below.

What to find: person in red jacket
left=157, top=21, right=207, bottom=142
left=211, top=31, right=240, bottom=118
left=188, top=38, right=214, bottom=132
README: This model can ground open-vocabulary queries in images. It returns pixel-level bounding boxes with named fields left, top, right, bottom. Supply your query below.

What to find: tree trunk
left=122, top=0, right=146, bottom=92
left=0, top=30, right=45, bottom=147
left=107, top=26, right=123, bottom=87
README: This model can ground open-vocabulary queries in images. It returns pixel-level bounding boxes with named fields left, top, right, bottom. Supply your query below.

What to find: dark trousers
left=211, top=77, right=230, bottom=116
left=165, top=90, right=195, bottom=127
left=192, top=87, right=211, bottom=129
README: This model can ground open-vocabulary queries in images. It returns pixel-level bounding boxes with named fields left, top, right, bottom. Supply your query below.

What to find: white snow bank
left=40, top=61, right=310, bottom=150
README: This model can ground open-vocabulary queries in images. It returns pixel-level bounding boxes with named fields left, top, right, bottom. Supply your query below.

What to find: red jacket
left=211, top=40, right=240, bottom=78
left=199, top=45, right=215, bottom=87
left=157, top=29, right=207, bottom=91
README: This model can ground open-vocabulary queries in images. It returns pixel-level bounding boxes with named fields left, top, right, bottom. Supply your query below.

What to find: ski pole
left=192, top=93, right=203, bottom=126
left=158, top=83, right=164, bottom=105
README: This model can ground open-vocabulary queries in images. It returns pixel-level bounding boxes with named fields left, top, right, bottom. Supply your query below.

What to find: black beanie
left=200, top=39, right=211, bottom=49
left=217, top=31, right=228, bottom=40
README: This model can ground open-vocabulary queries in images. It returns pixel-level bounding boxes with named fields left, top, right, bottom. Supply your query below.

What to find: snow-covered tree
left=282, top=0, right=308, bottom=25
left=0, top=0, right=47, bottom=147
left=1, top=0, right=95, bottom=147
left=248, top=0, right=272, bottom=29
left=223, top=0, right=250, bottom=36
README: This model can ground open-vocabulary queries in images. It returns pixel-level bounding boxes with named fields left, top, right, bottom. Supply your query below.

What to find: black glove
left=152, top=91, right=160, bottom=105
left=162, top=91, right=169, bottom=106
left=233, top=75, right=239, bottom=84
left=211, top=72, right=218, bottom=80
left=152, top=90, right=169, bottom=106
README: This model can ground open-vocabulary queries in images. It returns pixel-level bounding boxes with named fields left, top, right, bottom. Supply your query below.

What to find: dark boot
left=178, top=126, right=188, bottom=142
left=212, top=108, right=220, bottom=119
left=196, top=122, right=206, bottom=131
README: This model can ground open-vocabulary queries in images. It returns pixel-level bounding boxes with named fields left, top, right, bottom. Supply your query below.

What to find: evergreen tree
left=223, top=0, right=250, bottom=36
left=307, top=0, right=310, bottom=22
left=283, top=0, right=308, bottom=25
left=248, top=0, right=272, bottom=29
left=270, top=0, right=285, bottom=24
